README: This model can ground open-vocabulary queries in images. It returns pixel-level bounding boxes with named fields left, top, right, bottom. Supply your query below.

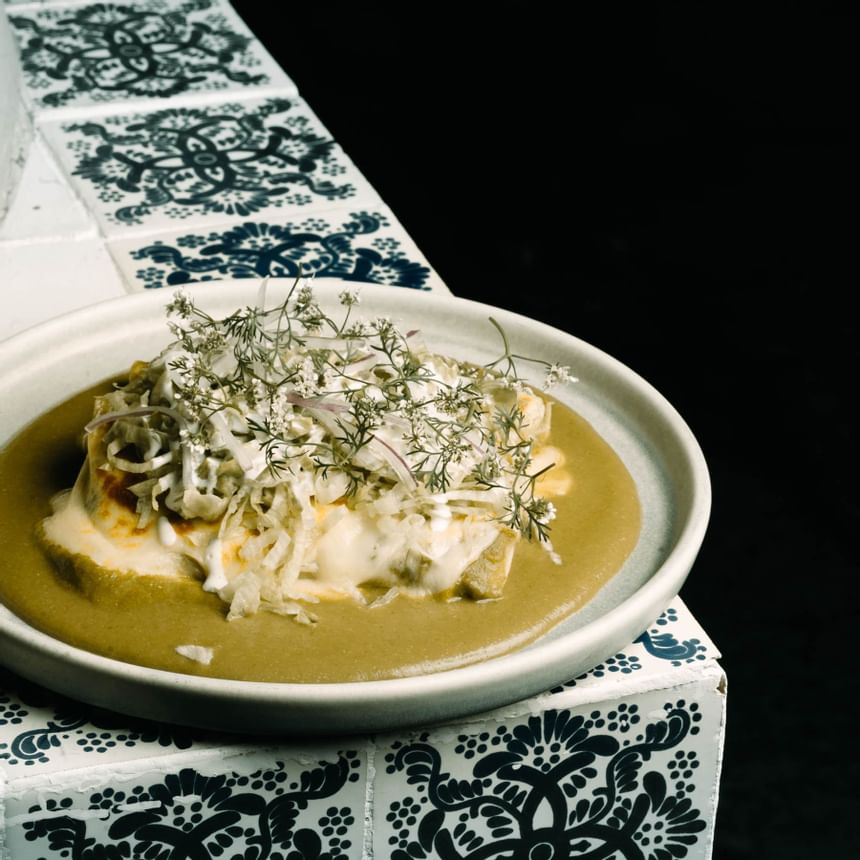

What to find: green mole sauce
left=0, top=382, right=640, bottom=683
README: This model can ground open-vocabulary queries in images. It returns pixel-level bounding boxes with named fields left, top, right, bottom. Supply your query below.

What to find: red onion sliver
left=286, top=392, right=349, bottom=413
left=84, top=405, right=183, bottom=434
left=369, top=435, right=417, bottom=489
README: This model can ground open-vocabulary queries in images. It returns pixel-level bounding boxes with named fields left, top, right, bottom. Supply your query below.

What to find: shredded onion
left=427, top=489, right=507, bottom=505
left=286, top=392, right=349, bottom=412
left=85, top=405, right=183, bottom=435
left=255, top=276, right=269, bottom=312
left=208, top=411, right=254, bottom=474
left=368, top=435, right=417, bottom=488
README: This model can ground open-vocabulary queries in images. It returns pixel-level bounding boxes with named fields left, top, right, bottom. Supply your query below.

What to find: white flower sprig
left=111, top=280, right=577, bottom=542
left=484, top=318, right=576, bottom=392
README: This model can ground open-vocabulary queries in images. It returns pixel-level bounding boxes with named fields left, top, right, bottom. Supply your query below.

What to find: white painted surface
left=0, top=8, right=31, bottom=223
left=0, top=133, right=94, bottom=243
left=0, top=238, right=127, bottom=341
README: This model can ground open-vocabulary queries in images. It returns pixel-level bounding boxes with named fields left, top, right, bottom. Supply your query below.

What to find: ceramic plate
left=0, top=280, right=710, bottom=735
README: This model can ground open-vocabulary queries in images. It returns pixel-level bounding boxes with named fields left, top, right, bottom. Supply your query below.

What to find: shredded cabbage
left=74, top=281, right=571, bottom=620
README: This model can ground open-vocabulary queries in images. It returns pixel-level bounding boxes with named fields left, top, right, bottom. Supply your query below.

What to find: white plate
left=0, top=280, right=710, bottom=735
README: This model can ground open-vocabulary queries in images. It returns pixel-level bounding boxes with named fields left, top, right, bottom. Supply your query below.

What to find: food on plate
left=0, top=283, right=641, bottom=682
left=39, top=282, right=573, bottom=622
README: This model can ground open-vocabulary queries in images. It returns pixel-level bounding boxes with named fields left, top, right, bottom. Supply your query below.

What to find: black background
left=231, top=4, right=856, bottom=857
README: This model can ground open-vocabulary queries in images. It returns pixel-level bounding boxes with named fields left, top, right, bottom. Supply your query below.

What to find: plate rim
left=0, top=279, right=711, bottom=733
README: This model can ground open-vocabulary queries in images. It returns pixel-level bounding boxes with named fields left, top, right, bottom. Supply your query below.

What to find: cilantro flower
left=543, top=363, right=576, bottom=390
left=165, top=289, right=195, bottom=319
left=338, top=287, right=361, bottom=306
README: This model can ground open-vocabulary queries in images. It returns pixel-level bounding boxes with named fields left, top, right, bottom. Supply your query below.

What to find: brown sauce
left=0, top=382, right=640, bottom=683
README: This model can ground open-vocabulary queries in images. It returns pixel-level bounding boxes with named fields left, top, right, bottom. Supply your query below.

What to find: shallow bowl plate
left=0, top=280, right=710, bottom=735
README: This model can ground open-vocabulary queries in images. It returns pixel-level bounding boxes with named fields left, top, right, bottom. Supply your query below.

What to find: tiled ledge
left=39, top=94, right=381, bottom=237
left=1, top=597, right=723, bottom=858
left=6, top=0, right=296, bottom=117
left=1, top=2, right=723, bottom=857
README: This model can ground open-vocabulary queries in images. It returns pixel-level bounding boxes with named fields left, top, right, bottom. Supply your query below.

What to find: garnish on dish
left=39, top=280, right=574, bottom=624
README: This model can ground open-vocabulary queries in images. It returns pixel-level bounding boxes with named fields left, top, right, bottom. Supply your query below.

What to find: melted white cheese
left=43, top=474, right=508, bottom=605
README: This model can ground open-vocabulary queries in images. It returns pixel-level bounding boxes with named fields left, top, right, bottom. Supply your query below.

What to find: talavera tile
left=542, top=598, right=720, bottom=700
left=2, top=603, right=723, bottom=858
left=374, top=676, right=723, bottom=859
left=40, top=94, right=380, bottom=237
left=0, top=666, right=221, bottom=777
left=107, top=206, right=449, bottom=293
left=2, top=745, right=368, bottom=860
left=7, top=0, right=296, bottom=115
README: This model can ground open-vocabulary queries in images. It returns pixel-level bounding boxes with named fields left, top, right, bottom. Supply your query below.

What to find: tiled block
left=2, top=743, right=369, bottom=860
left=545, top=601, right=719, bottom=701
left=0, top=236, right=127, bottom=341
left=0, top=685, right=209, bottom=775
left=40, top=94, right=380, bottom=236
left=6, top=0, right=296, bottom=115
left=108, top=206, right=449, bottom=293
left=374, top=670, right=724, bottom=859
left=2, top=599, right=723, bottom=857
left=0, top=132, right=93, bottom=242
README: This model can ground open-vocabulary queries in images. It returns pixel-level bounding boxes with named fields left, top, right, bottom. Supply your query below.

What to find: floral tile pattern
left=545, top=599, right=720, bottom=696
left=108, top=208, right=447, bottom=292
left=1, top=675, right=722, bottom=858
left=8, top=0, right=294, bottom=112
left=375, top=687, right=719, bottom=859
left=40, top=95, right=379, bottom=234
left=0, top=665, right=208, bottom=774
left=3, top=749, right=367, bottom=859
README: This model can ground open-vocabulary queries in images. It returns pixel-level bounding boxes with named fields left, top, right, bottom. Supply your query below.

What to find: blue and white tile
left=6, top=0, right=295, bottom=116
left=108, top=205, right=449, bottom=293
left=0, top=667, right=215, bottom=776
left=374, top=676, right=723, bottom=859
left=540, top=597, right=721, bottom=703
left=3, top=743, right=368, bottom=859
left=40, top=94, right=380, bottom=237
